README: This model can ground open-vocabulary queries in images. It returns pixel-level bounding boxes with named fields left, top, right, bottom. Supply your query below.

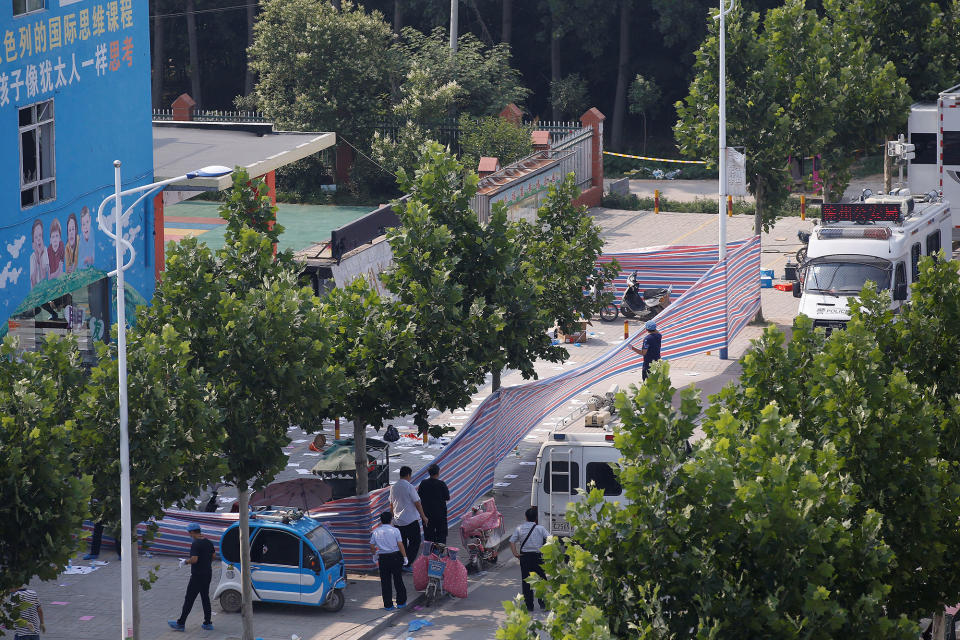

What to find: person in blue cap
left=168, top=522, right=215, bottom=632
left=628, top=320, right=662, bottom=380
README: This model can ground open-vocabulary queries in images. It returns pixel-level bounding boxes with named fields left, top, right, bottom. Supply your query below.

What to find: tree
left=0, top=337, right=90, bottom=627
left=675, top=1, right=908, bottom=234
left=628, top=74, right=660, bottom=154
left=392, top=26, right=529, bottom=117
left=458, top=114, right=533, bottom=171
left=246, top=0, right=395, bottom=142
left=825, top=0, right=960, bottom=102
left=550, top=74, right=590, bottom=121
left=75, top=325, right=223, bottom=639
left=395, top=143, right=564, bottom=391
left=500, top=364, right=916, bottom=640
left=185, top=0, right=202, bottom=108
left=517, top=174, right=619, bottom=336
left=133, top=170, right=340, bottom=640
left=609, top=0, right=633, bottom=150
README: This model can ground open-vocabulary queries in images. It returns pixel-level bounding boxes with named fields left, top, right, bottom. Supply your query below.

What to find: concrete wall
left=330, top=236, right=394, bottom=296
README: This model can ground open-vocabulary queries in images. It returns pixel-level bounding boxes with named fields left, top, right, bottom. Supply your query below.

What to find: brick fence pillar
left=171, top=93, right=196, bottom=121
left=581, top=107, right=605, bottom=189
left=499, top=103, right=523, bottom=125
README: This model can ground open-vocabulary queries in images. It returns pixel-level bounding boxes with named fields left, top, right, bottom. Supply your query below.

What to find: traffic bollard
left=423, top=428, right=428, bottom=445
left=654, top=189, right=660, bottom=214
left=800, top=194, right=806, bottom=220
left=334, top=417, right=340, bottom=440
left=727, top=195, right=733, bottom=217
left=624, top=321, right=629, bottom=340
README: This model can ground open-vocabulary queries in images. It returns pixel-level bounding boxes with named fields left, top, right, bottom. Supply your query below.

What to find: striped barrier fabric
left=144, top=238, right=761, bottom=569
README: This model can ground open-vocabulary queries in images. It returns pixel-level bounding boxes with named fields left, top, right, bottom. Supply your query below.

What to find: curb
left=355, top=536, right=515, bottom=640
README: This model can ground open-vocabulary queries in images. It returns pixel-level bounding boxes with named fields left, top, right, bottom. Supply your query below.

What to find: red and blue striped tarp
left=147, top=238, right=761, bottom=569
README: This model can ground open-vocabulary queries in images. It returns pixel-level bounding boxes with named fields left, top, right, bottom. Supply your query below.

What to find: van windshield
left=806, top=260, right=891, bottom=295
left=306, top=525, right=342, bottom=569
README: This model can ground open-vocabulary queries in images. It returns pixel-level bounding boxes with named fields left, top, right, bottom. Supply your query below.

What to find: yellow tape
left=603, top=151, right=708, bottom=164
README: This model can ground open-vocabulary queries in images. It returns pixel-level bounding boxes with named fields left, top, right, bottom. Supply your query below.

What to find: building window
left=12, top=0, right=44, bottom=16
left=19, top=100, right=55, bottom=209
left=911, top=243, right=921, bottom=281
left=926, top=229, right=941, bottom=257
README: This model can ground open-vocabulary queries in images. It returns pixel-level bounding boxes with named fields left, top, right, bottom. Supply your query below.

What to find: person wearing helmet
left=628, top=320, right=662, bottom=380
left=168, top=522, right=215, bottom=632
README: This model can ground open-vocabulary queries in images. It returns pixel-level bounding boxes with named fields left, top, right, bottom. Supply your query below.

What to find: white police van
left=530, top=432, right=627, bottom=537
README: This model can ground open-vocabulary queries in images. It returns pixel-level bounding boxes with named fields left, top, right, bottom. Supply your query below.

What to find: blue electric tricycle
left=214, top=508, right=346, bottom=613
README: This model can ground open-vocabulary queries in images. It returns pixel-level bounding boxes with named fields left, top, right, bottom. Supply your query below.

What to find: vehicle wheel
left=796, top=247, right=807, bottom=264
left=219, top=589, right=241, bottom=614
left=425, top=583, right=437, bottom=606
left=322, top=588, right=345, bottom=612
left=599, top=304, right=618, bottom=322
left=477, top=555, right=488, bottom=573
left=488, top=552, right=498, bottom=565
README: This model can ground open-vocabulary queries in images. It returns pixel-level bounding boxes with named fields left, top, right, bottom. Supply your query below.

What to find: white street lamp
left=716, top=0, right=735, bottom=360
left=97, top=161, right=231, bottom=640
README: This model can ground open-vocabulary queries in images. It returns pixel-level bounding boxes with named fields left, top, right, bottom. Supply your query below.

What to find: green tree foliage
left=393, top=143, right=563, bottom=391
left=675, top=0, right=909, bottom=233
left=245, top=0, right=395, bottom=142
left=517, top=174, right=619, bottom=335
left=393, top=26, right=529, bottom=117
left=133, top=169, right=340, bottom=640
left=550, top=74, right=590, bottom=121
left=825, top=0, right=960, bottom=102
left=458, top=115, right=533, bottom=172
left=501, top=364, right=915, bottom=639
left=0, top=337, right=90, bottom=623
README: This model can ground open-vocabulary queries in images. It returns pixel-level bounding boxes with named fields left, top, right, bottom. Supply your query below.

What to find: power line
left=150, top=3, right=252, bottom=20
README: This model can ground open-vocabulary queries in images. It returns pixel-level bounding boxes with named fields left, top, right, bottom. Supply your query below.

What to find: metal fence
left=152, top=108, right=269, bottom=123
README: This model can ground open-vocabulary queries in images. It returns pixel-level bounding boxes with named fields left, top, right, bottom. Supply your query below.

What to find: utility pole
left=450, top=0, right=458, bottom=53
left=716, top=0, right=734, bottom=360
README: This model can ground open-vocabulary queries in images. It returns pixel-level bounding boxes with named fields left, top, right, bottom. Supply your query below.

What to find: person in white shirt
left=389, top=466, right=428, bottom=570
left=509, top=507, right=550, bottom=612
left=369, top=511, right=408, bottom=610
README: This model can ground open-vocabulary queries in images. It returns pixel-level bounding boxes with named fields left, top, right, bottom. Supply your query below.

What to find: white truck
left=794, top=192, right=952, bottom=333
left=530, top=432, right=627, bottom=537
left=908, top=84, right=960, bottom=241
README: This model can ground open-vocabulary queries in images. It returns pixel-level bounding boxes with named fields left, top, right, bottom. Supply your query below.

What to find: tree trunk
left=501, top=0, right=512, bottom=45
left=131, top=539, right=140, bottom=640
left=883, top=138, right=892, bottom=193
left=642, top=112, right=647, bottom=155
left=932, top=611, right=946, bottom=640
left=150, top=12, right=164, bottom=109
left=244, top=0, right=256, bottom=96
left=491, top=367, right=501, bottom=392
left=186, top=0, right=202, bottom=109
left=238, top=488, right=255, bottom=640
left=610, top=0, right=631, bottom=150
left=354, top=417, right=368, bottom=495
left=393, top=0, right=403, bottom=36
left=550, top=16, right=561, bottom=121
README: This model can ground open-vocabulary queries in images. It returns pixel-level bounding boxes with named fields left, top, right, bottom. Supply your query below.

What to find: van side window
left=543, top=461, right=580, bottom=494
left=926, top=230, right=941, bottom=258
left=250, top=529, right=301, bottom=566
left=911, top=243, right=921, bottom=281
left=221, top=527, right=240, bottom=564
left=585, top=462, right=622, bottom=496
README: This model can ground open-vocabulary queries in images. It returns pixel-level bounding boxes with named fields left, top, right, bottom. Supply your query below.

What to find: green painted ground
left=165, top=201, right=375, bottom=251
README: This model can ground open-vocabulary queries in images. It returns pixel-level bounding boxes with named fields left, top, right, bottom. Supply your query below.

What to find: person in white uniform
left=370, top=511, right=409, bottom=610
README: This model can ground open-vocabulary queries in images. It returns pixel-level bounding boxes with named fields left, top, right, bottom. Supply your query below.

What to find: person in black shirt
left=168, top=522, right=216, bottom=632
left=417, top=464, right=450, bottom=544
left=629, top=320, right=662, bottom=381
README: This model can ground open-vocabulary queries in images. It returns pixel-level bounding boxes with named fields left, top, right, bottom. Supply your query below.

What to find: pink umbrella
left=248, top=478, right=334, bottom=511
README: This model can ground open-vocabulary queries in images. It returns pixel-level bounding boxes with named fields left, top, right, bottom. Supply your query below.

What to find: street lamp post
left=717, top=0, right=735, bottom=360
left=97, top=161, right=231, bottom=640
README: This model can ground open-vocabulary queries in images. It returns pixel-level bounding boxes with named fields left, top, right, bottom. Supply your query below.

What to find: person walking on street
left=370, top=511, right=409, bottom=610
left=168, top=522, right=215, bottom=632
left=390, top=466, right=428, bottom=570
left=418, top=464, right=450, bottom=544
left=9, top=585, right=44, bottom=640
left=509, top=507, right=550, bottom=612
left=629, top=320, right=662, bottom=380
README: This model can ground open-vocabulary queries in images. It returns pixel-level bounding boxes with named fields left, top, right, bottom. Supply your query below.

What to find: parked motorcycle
left=460, top=497, right=504, bottom=573
left=619, top=271, right=672, bottom=320
left=589, top=281, right=619, bottom=322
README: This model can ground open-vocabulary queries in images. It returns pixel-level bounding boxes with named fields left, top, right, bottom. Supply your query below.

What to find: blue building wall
left=0, top=0, right=153, bottom=343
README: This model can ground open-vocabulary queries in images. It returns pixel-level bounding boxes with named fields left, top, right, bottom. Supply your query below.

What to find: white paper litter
left=292, top=439, right=309, bottom=443
left=494, top=482, right=511, bottom=487
left=504, top=474, right=519, bottom=479
left=519, top=461, right=536, bottom=466
left=286, top=463, right=300, bottom=467
left=295, top=468, right=311, bottom=475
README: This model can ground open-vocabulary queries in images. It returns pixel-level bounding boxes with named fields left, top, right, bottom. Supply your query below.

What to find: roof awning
left=153, top=122, right=336, bottom=192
